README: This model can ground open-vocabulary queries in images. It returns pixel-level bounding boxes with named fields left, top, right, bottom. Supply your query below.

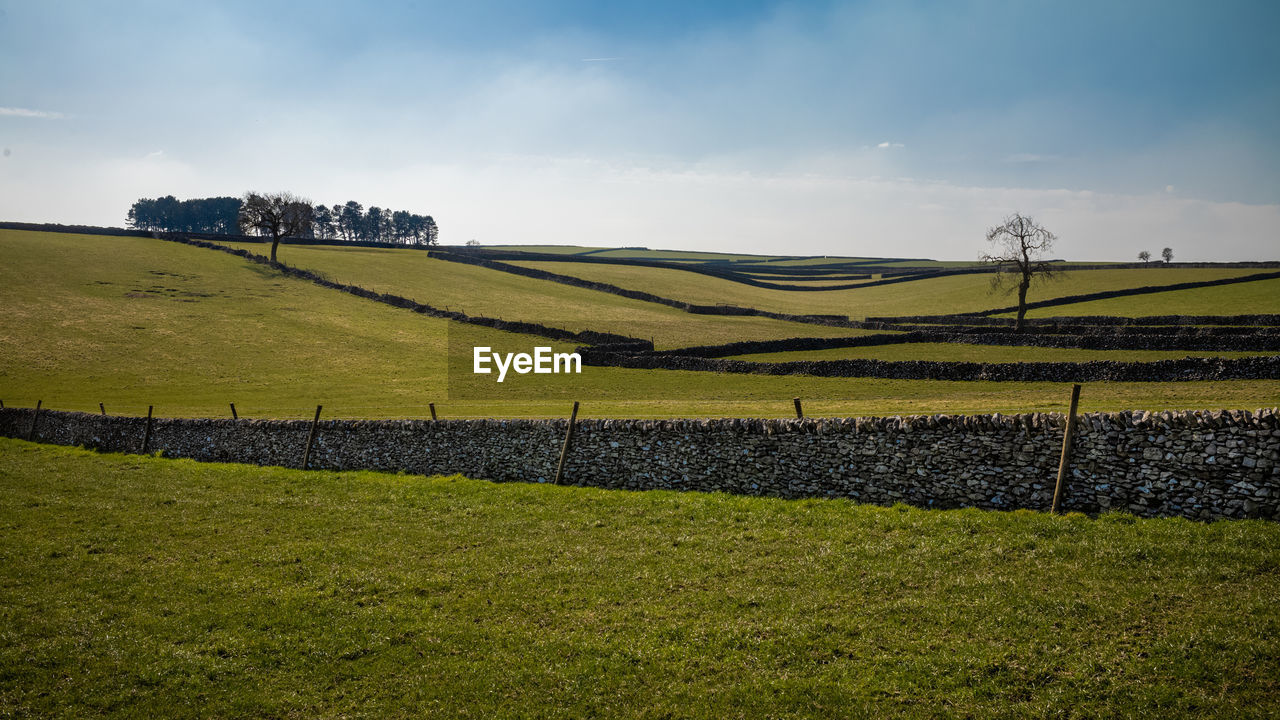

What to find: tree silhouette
left=981, top=213, right=1061, bottom=332
left=238, top=192, right=312, bottom=263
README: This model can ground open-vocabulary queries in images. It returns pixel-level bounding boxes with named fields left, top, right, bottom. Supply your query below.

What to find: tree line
left=126, top=194, right=438, bottom=246
left=126, top=196, right=242, bottom=234
left=309, top=201, right=438, bottom=245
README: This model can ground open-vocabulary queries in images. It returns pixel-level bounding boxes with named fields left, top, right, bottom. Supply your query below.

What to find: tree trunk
left=1015, top=280, right=1029, bottom=332
left=270, top=236, right=280, bottom=264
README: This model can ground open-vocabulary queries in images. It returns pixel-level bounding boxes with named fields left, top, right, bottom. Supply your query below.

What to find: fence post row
left=1051, top=384, right=1082, bottom=514
left=554, top=401, right=580, bottom=485
left=302, top=405, right=323, bottom=470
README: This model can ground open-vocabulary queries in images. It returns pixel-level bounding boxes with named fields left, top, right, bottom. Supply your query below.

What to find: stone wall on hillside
left=578, top=351, right=1280, bottom=382
left=2, top=407, right=1276, bottom=521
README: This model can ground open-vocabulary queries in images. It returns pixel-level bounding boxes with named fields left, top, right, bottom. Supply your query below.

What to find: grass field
left=4, top=229, right=1279, bottom=419
left=1017, top=277, right=1280, bottom=317
left=730, top=343, right=1280, bottom=363
left=475, top=244, right=789, bottom=262
left=218, top=239, right=869, bottom=349
left=2, top=439, right=1277, bottom=718
left=506, top=261, right=1263, bottom=318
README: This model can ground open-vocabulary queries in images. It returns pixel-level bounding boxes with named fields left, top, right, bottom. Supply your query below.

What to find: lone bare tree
left=238, top=191, right=312, bottom=264
left=1162, top=247, right=1173, bottom=263
left=1138, top=250, right=1151, bottom=263
left=981, top=212, right=1060, bottom=331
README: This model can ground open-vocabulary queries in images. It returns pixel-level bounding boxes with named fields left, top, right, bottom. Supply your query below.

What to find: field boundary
left=3, top=405, right=1275, bottom=521
left=576, top=350, right=1280, bottom=382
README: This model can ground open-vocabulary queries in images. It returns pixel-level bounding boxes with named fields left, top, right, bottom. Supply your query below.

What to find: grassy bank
left=1, top=438, right=1277, bottom=717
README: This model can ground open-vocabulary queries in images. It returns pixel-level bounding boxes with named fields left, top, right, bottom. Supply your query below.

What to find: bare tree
left=981, top=212, right=1061, bottom=332
left=1161, top=247, right=1173, bottom=263
left=1138, top=250, right=1151, bottom=263
left=238, top=191, right=313, bottom=264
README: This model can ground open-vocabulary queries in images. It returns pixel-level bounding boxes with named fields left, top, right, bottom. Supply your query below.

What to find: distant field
left=219, top=240, right=868, bottom=349
left=750, top=256, right=921, bottom=267
left=482, top=245, right=788, bottom=262
left=4, top=230, right=1276, bottom=419
left=1017, top=276, right=1280, bottom=317
left=3, top=440, right=1278, bottom=718
left=507, top=261, right=1262, bottom=318
left=474, top=244, right=607, bottom=254
left=731, top=343, right=1280, bottom=363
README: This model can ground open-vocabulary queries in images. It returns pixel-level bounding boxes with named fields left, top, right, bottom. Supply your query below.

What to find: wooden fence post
left=1051, top=384, right=1082, bottom=514
left=302, top=405, right=323, bottom=470
left=429, top=403, right=437, bottom=421
left=230, top=403, right=238, bottom=420
left=142, top=405, right=154, bottom=454
left=27, top=400, right=41, bottom=441
left=793, top=397, right=804, bottom=419
left=553, top=401, right=580, bottom=485
left=99, top=402, right=106, bottom=416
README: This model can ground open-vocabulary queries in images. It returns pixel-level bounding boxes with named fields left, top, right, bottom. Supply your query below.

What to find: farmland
left=3, top=229, right=1278, bottom=419
left=2, top=438, right=1277, bottom=718
left=215, top=240, right=873, bottom=349
left=2, top=227, right=1278, bottom=718
left=505, top=260, right=1268, bottom=318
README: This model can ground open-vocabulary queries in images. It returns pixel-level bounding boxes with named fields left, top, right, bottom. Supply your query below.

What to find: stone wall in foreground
left=1, top=407, right=1276, bottom=521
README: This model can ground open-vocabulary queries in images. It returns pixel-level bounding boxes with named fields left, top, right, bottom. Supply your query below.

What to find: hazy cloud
left=0, top=106, right=67, bottom=119
left=876, top=142, right=904, bottom=149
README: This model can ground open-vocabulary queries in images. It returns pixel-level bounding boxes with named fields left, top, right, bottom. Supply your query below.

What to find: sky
left=1, top=0, right=1277, bottom=261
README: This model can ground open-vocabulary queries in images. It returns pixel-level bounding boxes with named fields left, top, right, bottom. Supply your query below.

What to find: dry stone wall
left=3, top=407, right=1277, bottom=521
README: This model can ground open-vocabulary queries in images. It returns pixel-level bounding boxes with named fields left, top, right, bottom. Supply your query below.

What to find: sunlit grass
left=2, top=439, right=1277, bottom=718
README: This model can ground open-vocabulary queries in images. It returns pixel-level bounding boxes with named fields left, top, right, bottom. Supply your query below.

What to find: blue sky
left=1, top=0, right=1277, bottom=259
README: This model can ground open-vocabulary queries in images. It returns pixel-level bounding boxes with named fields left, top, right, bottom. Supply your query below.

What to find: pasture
left=2, top=438, right=1277, bottom=718
left=504, top=260, right=1267, bottom=318
left=216, top=239, right=870, bottom=349
left=2, top=229, right=1277, bottom=419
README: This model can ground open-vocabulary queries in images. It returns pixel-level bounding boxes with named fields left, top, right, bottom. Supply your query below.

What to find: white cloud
left=876, top=141, right=904, bottom=149
left=0, top=106, right=67, bottom=119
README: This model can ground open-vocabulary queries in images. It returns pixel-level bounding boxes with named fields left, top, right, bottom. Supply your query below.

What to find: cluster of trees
left=126, top=196, right=242, bottom=234
left=126, top=194, right=438, bottom=248
left=1138, top=248, right=1174, bottom=263
left=309, top=201, right=438, bottom=245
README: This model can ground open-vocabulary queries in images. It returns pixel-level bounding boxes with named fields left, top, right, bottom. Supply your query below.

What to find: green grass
left=218, top=239, right=869, bottom=349
left=506, top=262, right=1263, bottom=318
left=730, top=343, right=1280, bottom=363
left=4, top=230, right=1277, bottom=420
left=476, top=244, right=610, bottom=254
left=1019, top=277, right=1280, bottom=318
left=2, top=439, right=1277, bottom=718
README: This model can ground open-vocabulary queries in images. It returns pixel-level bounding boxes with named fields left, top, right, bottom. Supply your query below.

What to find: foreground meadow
left=1, top=439, right=1277, bottom=717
